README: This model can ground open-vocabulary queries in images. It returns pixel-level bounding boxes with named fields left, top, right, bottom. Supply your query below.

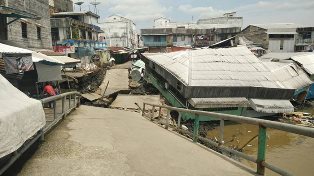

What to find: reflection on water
left=207, top=109, right=314, bottom=176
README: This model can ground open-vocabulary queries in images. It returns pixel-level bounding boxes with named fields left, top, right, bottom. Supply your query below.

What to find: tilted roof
left=144, top=46, right=297, bottom=89
left=291, top=53, right=314, bottom=75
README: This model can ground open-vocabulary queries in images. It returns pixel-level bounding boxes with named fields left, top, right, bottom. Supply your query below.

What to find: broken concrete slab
left=81, top=93, right=102, bottom=101
left=110, top=94, right=161, bottom=110
left=96, top=69, right=129, bottom=97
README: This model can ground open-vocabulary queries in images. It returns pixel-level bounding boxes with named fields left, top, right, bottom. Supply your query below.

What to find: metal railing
left=142, top=103, right=314, bottom=176
left=41, top=91, right=81, bottom=133
left=143, top=41, right=168, bottom=47
left=0, top=91, right=81, bottom=176
left=296, top=38, right=314, bottom=44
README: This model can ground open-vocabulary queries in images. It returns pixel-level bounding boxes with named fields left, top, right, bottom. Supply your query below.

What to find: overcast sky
left=75, top=0, right=314, bottom=29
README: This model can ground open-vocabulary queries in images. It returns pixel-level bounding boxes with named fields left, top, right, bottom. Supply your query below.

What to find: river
left=207, top=107, right=314, bottom=176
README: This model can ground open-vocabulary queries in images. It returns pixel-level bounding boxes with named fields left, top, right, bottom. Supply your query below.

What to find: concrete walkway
left=19, top=105, right=254, bottom=176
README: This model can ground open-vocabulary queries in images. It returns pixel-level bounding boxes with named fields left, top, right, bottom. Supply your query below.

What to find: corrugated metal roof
left=50, top=56, right=80, bottom=64
left=249, top=99, right=294, bottom=113
left=263, top=62, right=312, bottom=89
left=291, top=53, right=314, bottom=75
left=32, top=52, right=64, bottom=65
left=144, top=46, right=292, bottom=89
left=260, top=52, right=309, bottom=60
left=0, top=43, right=32, bottom=54
left=189, top=97, right=248, bottom=108
left=251, top=23, right=299, bottom=30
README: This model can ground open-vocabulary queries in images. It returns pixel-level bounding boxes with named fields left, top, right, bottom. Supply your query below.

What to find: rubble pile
left=78, top=69, right=105, bottom=94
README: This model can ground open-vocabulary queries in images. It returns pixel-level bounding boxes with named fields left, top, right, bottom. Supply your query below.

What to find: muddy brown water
left=207, top=107, right=314, bottom=176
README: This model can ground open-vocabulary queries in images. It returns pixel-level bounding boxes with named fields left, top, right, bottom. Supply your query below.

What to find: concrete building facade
left=99, top=15, right=138, bottom=49
left=0, top=0, right=52, bottom=49
left=239, top=24, right=314, bottom=52
left=50, top=11, right=105, bottom=59
left=142, top=13, right=242, bottom=52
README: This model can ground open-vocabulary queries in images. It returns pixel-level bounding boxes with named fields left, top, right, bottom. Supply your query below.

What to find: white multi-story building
left=153, top=12, right=243, bottom=29
left=100, top=15, right=138, bottom=48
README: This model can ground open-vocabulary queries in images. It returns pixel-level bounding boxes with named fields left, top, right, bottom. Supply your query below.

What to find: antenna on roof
left=90, top=0, right=101, bottom=14
left=74, top=1, right=84, bottom=11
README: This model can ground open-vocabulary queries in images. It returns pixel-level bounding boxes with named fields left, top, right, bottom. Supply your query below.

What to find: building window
left=51, top=28, right=59, bottom=41
left=88, top=31, right=92, bottom=40
left=173, top=35, right=177, bottom=42
left=80, top=29, right=86, bottom=39
left=302, top=32, right=312, bottom=39
left=66, top=28, right=71, bottom=39
left=21, top=22, right=27, bottom=38
left=153, top=36, right=161, bottom=42
left=37, top=26, right=41, bottom=39
left=280, top=40, right=284, bottom=50
left=181, top=35, right=185, bottom=41
left=269, top=34, right=294, bottom=39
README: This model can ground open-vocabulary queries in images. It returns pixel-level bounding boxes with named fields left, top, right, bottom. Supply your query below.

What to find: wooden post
left=151, top=106, right=155, bottom=121
left=166, top=110, right=170, bottom=129
left=142, top=103, right=146, bottom=116
left=53, top=101, right=57, bottom=120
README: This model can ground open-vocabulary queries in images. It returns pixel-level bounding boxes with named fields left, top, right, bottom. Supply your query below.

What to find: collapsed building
left=142, top=46, right=312, bottom=120
left=261, top=52, right=314, bottom=101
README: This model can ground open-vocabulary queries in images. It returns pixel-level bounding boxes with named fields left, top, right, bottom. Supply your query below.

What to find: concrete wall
left=6, top=0, right=52, bottom=49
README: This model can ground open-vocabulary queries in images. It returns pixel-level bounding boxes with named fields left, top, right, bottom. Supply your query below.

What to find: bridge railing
left=142, top=103, right=314, bottom=176
left=41, top=91, right=81, bottom=133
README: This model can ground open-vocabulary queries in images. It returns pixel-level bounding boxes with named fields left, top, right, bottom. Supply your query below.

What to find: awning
left=35, top=62, right=62, bottom=82
left=32, top=52, right=64, bottom=65
left=49, top=56, right=80, bottom=64
left=249, top=99, right=294, bottom=113
left=189, top=97, right=249, bottom=108
left=0, top=42, right=32, bottom=54
left=0, top=5, right=39, bottom=19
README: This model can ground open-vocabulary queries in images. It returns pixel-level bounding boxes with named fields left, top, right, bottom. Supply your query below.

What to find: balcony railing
left=296, top=38, right=314, bottom=45
left=143, top=41, right=167, bottom=47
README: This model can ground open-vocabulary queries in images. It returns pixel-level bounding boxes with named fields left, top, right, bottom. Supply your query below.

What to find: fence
left=142, top=102, right=314, bottom=176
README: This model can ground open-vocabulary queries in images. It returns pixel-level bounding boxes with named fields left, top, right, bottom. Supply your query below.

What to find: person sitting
left=43, top=82, right=56, bottom=97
